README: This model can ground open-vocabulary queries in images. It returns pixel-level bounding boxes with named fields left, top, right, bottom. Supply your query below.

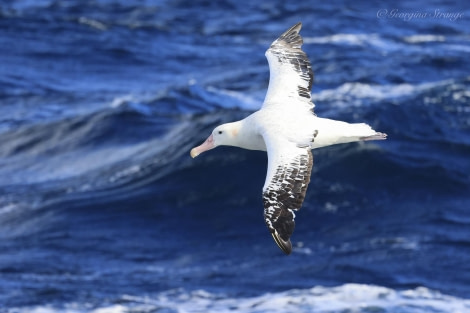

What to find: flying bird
left=190, top=23, right=387, bottom=255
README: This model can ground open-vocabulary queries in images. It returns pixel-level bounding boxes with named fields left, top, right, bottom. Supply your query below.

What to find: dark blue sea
left=1, top=1, right=470, bottom=312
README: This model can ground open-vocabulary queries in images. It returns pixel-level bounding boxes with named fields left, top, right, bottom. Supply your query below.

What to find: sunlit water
left=1, top=0, right=469, bottom=311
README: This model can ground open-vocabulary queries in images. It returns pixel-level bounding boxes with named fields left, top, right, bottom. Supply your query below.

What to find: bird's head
left=190, top=123, right=239, bottom=158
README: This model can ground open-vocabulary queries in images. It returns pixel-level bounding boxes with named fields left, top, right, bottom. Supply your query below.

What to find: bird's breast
left=239, top=134, right=267, bottom=151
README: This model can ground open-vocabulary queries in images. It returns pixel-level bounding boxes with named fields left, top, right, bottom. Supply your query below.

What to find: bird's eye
left=218, top=131, right=223, bottom=134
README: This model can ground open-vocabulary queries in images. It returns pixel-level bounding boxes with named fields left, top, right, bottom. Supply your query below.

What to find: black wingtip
left=290, top=22, right=302, bottom=31
left=271, top=233, right=293, bottom=255
left=273, top=22, right=304, bottom=51
left=281, top=22, right=302, bottom=37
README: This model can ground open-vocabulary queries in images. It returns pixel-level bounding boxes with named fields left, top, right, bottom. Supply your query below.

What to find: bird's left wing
left=262, top=133, right=314, bottom=254
left=262, top=22, right=314, bottom=112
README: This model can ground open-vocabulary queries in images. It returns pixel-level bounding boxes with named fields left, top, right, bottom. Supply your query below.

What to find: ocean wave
left=110, top=75, right=470, bottom=119
left=0, top=105, right=249, bottom=224
left=2, top=0, right=470, bottom=309
left=1, top=73, right=468, bottom=228
left=304, top=33, right=390, bottom=50
left=312, top=79, right=455, bottom=105
left=7, top=284, right=470, bottom=313
left=304, top=32, right=470, bottom=54
left=403, top=34, right=447, bottom=43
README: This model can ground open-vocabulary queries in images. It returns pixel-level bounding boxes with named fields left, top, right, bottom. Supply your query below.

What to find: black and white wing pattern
left=262, top=134, right=314, bottom=254
left=263, top=22, right=314, bottom=112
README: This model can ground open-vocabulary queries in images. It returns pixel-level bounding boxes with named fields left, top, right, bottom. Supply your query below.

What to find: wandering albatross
left=190, top=22, right=387, bottom=255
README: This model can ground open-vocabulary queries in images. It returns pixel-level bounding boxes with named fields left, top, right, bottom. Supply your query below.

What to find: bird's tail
left=350, top=123, right=387, bottom=141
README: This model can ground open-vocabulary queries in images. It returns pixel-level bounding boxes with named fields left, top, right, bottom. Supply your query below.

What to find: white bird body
left=190, top=23, right=386, bottom=254
left=218, top=108, right=379, bottom=152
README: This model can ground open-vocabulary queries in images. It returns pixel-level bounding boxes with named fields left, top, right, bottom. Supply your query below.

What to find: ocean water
left=1, top=0, right=470, bottom=312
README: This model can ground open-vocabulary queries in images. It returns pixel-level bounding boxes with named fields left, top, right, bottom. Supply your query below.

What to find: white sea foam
left=304, top=34, right=384, bottom=47
left=403, top=34, right=446, bottom=43
left=303, top=33, right=396, bottom=51
left=78, top=17, right=108, bottom=31
left=303, top=33, right=470, bottom=55
left=204, top=78, right=459, bottom=112
left=109, top=94, right=157, bottom=115
left=201, top=79, right=454, bottom=112
left=0, top=202, right=18, bottom=215
left=108, top=164, right=142, bottom=183
left=110, top=95, right=135, bottom=108
left=206, top=86, right=263, bottom=111
left=312, top=79, right=455, bottom=108
left=8, top=284, right=470, bottom=313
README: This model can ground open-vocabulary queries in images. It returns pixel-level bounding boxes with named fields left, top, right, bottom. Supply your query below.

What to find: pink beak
left=190, top=134, right=215, bottom=158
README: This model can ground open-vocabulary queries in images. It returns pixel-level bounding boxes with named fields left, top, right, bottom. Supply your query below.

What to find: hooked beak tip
left=190, top=148, right=199, bottom=158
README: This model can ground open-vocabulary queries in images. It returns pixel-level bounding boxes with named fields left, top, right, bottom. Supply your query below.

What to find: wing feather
left=262, top=134, right=314, bottom=254
left=263, top=22, right=315, bottom=112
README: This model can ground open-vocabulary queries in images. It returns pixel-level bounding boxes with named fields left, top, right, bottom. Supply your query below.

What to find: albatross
left=190, top=22, right=387, bottom=255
